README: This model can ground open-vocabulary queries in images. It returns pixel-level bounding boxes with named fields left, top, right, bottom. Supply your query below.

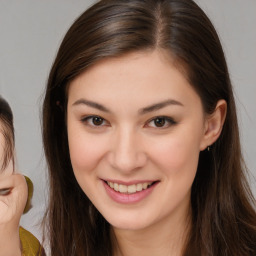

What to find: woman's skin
left=67, top=50, right=227, bottom=256
left=0, top=128, right=28, bottom=256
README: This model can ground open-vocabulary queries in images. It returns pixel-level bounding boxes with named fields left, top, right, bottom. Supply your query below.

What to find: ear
left=200, top=99, right=227, bottom=151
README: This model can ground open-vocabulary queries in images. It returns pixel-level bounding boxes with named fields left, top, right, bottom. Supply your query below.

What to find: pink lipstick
left=102, top=180, right=159, bottom=204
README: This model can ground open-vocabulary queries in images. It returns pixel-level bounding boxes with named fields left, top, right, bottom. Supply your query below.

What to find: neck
left=111, top=205, right=191, bottom=256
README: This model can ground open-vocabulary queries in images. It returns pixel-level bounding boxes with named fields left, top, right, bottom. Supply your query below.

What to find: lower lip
left=102, top=181, right=158, bottom=204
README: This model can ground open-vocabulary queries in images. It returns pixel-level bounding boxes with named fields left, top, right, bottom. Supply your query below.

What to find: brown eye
left=147, top=116, right=177, bottom=129
left=154, top=117, right=166, bottom=127
left=81, top=115, right=108, bottom=127
left=92, top=116, right=104, bottom=126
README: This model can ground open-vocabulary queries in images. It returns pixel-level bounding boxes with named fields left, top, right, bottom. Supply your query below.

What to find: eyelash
left=81, top=115, right=177, bottom=129
left=146, top=116, right=177, bottom=129
left=81, top=115, right=109, bottom=127
left=0, top=188, right=12, bottom=196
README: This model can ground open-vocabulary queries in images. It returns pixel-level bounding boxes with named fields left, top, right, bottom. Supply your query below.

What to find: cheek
left=149, top=130, right=202, bottom=176
left=68, top=125, right=107, bottom=174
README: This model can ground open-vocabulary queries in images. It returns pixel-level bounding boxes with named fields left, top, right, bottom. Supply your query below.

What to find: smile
left=103, top=180, right=159, bottom=204
left=106, top=181, right=154, bottom=194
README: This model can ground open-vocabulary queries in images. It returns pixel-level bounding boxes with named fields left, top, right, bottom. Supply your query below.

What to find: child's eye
left=146, top=116, right=176, bottom=128
left=81, top=115, right=109, bottom=127
left=0, top=188, right=12, bottom=196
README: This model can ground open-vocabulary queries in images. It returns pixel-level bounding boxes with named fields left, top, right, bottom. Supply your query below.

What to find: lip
left=102, top=180, right=159, bottom=204
left=104, top=179, right=155, bottom=186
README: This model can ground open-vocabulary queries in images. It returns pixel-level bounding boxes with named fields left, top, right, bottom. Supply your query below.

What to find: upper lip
left=102, top=179, right=158, bottom=186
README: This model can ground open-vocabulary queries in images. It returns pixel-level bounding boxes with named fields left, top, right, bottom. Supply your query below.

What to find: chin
left=104, top=212, right=154, bottom=231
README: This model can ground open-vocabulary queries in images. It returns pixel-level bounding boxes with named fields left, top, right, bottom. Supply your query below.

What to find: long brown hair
left=42, top=0, right=256, bottom=255
left=0, top=95, right=15, bottom=171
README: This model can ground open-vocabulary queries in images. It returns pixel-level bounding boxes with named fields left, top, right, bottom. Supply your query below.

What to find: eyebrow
left=72, top=98, right=183, bottom=114
left=72, top=99, right=110, bottom=113
left=139, top=99, right=184, bottom=114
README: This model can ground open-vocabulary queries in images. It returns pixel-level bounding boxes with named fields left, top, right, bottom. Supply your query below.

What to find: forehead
left=67, top=50, right=202, bottom=111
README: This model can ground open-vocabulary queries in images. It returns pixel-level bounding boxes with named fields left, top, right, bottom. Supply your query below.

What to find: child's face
left=0, top=123, right=12, bottom=175
left=0, top=121, right=27, bottom=227
left=67, top=51, right=208, bottom=231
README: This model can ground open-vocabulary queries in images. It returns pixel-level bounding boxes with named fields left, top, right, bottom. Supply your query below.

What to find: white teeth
left=114, top=183, right=119, bottom=191
left=127, top=184, right=136, bottom=194
left=119, top=184, right=128, bottom=193
left=107, top=181, right=153, bottom=194
left=136, top=183, right=142, bottom=191
left=142, top=183, right=148, bottom=189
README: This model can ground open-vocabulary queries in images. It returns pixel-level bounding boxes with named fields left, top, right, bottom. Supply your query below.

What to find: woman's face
left=67, top=51, right=208, bottom=231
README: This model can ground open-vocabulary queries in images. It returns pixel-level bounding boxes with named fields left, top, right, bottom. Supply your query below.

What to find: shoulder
left=19, top=226, right=45, bottom=256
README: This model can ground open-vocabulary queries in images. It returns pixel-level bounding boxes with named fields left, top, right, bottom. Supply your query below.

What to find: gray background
left=0, top=0, right=255, bottom=242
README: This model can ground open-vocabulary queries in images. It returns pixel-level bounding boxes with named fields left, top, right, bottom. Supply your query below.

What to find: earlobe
left=200, top=99, right=227, bottom=151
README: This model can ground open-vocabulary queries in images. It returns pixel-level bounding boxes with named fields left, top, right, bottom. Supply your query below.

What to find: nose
left=107, top=127, right=147, bottom=174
